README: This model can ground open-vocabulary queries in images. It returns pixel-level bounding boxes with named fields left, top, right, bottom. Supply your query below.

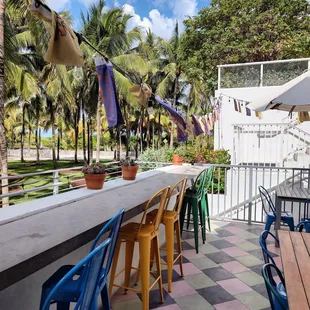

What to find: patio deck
left=111, top=220, right=278, bottom=310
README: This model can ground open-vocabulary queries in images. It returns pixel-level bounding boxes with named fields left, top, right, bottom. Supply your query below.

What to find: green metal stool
left=180, top=166, right=214, bottom=253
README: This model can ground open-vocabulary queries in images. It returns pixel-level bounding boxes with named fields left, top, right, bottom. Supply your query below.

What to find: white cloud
left=123, top=0, right=197, bottom=39
left=46, top=0, right=71, bottom=12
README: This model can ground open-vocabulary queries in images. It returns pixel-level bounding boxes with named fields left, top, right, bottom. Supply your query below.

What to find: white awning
left=248, top=70, right=310, bottom=112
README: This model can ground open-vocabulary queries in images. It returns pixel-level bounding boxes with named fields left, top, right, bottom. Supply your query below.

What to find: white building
left=214, top=58, right=310, bottom=168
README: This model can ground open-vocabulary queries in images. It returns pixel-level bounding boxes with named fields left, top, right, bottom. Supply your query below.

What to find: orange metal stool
left=145, top=178, right=187, bottom=293
left=109, top=186, right=170, bottom=310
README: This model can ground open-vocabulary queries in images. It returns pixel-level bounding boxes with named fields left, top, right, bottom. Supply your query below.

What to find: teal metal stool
left=180, top=166, right=214, bottom=253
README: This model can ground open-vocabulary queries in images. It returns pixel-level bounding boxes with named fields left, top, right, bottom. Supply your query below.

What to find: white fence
left=208, top=164, right=310, bottom=225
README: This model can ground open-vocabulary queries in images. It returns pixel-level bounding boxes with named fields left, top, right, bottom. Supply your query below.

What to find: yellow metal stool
left=144, top=178, right=187, bottom=293
left=109, top=186, right=170, bottom=310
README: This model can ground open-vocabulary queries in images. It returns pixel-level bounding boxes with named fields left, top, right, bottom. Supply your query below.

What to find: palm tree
left=81, top=1, right=143, bottom=162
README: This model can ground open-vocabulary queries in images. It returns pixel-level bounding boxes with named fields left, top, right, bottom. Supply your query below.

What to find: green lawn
left=6, top=159, right=112, bottom=206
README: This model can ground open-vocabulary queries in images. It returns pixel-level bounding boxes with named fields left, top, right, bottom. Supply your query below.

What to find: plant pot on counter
left=121, top=165, right=139, bottom=180
left=173, top=154, right=183, bottom=165
left=84, top=173, right=106, bottom=190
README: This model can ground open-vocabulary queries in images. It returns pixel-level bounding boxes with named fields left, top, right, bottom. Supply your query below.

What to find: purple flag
left=155, top=96, right=187, bottom=142
left=202, top=117, right=211, bottom=135
left=245, top=102, right=251, bottom=116
left=96, top=62, right=124, bottom=127
left=191, top=115, right=204, bottom=136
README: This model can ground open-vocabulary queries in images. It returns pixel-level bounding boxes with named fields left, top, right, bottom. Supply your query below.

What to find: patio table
left=278, top=230, right=310, bottom=310
left=0, top=165, right=205, bottom=291
left=274, top=186, right=310, bottom=239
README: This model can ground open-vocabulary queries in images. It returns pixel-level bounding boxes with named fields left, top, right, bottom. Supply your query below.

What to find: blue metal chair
left=259, top=230, right=279, bottom=266
left=40, top=209, right=125, bottom=310
left=259, top=186, right=294, bottom=231
left=262, top=263, right=289, bottom=310
left=42, top=238, right=111, bottom=310
left=296, top=200, right=310, bottom=232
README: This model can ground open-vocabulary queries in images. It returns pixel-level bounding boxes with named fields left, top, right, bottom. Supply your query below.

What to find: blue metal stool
left=40, top=209, right=125, bottom=309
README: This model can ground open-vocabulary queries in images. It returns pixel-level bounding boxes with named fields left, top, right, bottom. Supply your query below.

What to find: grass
left=6, top=159, right=112, bottom=206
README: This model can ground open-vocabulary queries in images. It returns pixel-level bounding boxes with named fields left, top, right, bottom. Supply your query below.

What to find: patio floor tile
left=209, top=239, right=235, bottom=250
left=112, top=299, right=142, bottom=310
left=190, top=256, right=219, bottom=269
left=160, top=269, right=183, bottom=284
left=198, top=243, right=221, bottom=254
left=137, top=289, right=175, bottom=309
left=197, top=285, right=235, bottom=305
left=215, top=229, right=235, bottom=237
left=182, top=249, right=205, bottom=259
left=251, top=283, right=269, bottom=299
left=235, top=270, right=265, bottom=286
left=236, top=241, right=261, bottom=251
left=235, top=291, right=270, bottom=310
left=111, top=290, right=139, bottom=303
left=235, top=255, right=264, bottom=267
left=184, top=273, right=217, bottom=289
left=163, top=280, right=197, bottom=298
left=220, top=261, right=250, bottom=274
left=173, top=262, right=202, bottom=276
left=206, top=251, right=235, bottom=264
left=250, top=264, right=265, bottom=276
left=217, top=278, right=253, bottom=295
left=222, top=247, right=249, bottom=257
left=222, top=235, right=247, bottom=244
left=175, top=294, right=214, bottom=310
left=214, top=300, right=249, bottom=310
left=203, top=266, right=236, bottom=281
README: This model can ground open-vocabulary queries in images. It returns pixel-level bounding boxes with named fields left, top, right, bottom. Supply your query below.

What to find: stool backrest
left=42, top=239, right=111, bottom=310
left=296, top=219, right=310, bottom=232
left=169, top=178, right=187, bottom=215
left=259, top=230, right=279, bottom=266
left=139, top=186, right=170, bottom=234
left=193, top=166, right=214, bottom=196
left=90, top=208, right=125, bottom=279
left=259, top=186, right=276, bottom=216
left=262, top=263, right=288, bottom=310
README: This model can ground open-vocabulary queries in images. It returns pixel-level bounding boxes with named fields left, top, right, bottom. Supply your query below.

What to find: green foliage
left=181, top=0, right=310, bottom=93
left=120, top=156, right=137, bottom=166
left=139, top=148, right=173, bottom=163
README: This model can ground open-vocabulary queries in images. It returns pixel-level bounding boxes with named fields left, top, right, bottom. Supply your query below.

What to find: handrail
left=218, top=58, right=310, bottom=68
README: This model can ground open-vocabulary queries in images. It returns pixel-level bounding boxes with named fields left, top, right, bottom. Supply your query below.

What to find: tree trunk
left=96, top=97, right=101, bottom=163
left=87, top=121, right=90, bottom=164
left=50, top=104, right=57, bottom=169
left=35, top=117, right=40, bottom=165
left=82, top=102, right=87, bottom=163
left=57, top=128, right=61, bottom=161
left=39, top=128, right=41, bottom=148
left=28, top=127, right=31, bottom=152
left=146, top=113, right=150, bottom=149
left=90, top=118, right=93, bottom=163
left=123, top=102, right=130, bottom=157
left=158, top=112, right=162, bottom=149
left=140, top=108, right=144, bottom=153
left=74, top=111, right=79, bottom=164
left=170, top=76, right=179, bottom=148
left=0, top=0, right=8, bottom=207
left=152, top=119, right=155, bottom=150
left=21, top=104, right=25, bottom=162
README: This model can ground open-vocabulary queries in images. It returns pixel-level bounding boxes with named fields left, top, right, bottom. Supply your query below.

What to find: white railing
left=207, top=164, right=310, bottom=225
left=232, top=122, right=310, bottom=167
left=0, top=161, right=172, bottom=206
left=218, top=58, right=310, bottom=89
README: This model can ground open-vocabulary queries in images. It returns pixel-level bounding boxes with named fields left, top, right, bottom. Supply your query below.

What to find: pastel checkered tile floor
left=111, top=220, right=276, bottom=310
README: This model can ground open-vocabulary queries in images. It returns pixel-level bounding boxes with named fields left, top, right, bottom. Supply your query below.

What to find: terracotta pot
left=173, top=154, right=183, bottom=165
left=84, top=173, right=106, bottom=190
left=121, top=165, right=139, bottom=180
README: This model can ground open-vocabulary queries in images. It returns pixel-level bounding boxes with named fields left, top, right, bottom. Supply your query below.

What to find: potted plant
left=120, top=157, right=139, bottom=180
left=82, top=163, right=107, bottom=190
left=173, top=148, right=184, bottom=165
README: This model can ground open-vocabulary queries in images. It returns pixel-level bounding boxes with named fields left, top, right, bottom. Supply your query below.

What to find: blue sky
left=46, top=0, right=211, bottom=39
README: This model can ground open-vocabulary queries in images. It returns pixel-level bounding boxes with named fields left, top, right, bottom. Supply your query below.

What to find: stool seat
left=120, top=222, right=156, bottom=239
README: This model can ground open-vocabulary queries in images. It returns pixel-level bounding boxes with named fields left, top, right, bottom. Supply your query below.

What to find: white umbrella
left=248, top=70, right=310, bottom=112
